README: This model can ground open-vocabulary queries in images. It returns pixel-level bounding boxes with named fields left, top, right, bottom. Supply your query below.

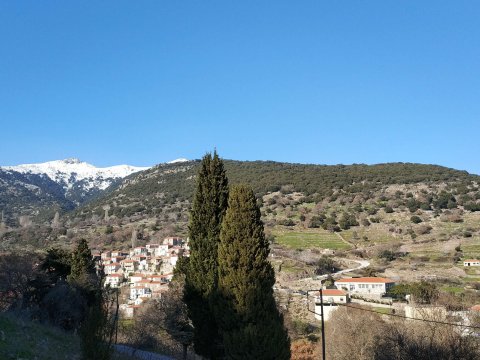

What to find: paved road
left=296, top=259, right=370, bottom=283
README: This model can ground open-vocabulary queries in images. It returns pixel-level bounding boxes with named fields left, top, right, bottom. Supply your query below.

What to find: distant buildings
left=463, top=259, right=480, bottom=267
left=96, top=236, right=189, bottom=318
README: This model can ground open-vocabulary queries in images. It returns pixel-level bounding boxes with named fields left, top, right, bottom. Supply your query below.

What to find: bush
left=315, top=256, right=339, bottom=275
left=308, top=214, right=326, bottom=228
left=384, top=206, right=394, bottom=213
left=378, top=250, right=396, bottom=262
left=338, top=213, right=359, bottom=230
left=279, top=219, right=296, bottom=226
left=410, top=215, right=422, bottom=224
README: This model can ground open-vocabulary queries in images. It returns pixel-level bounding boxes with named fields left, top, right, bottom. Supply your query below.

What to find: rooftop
left=336, top=277, right=395, bottom=284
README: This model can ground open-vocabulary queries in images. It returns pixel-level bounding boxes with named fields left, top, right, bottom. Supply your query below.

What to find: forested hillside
left=76, top=160, right=479, bottom=220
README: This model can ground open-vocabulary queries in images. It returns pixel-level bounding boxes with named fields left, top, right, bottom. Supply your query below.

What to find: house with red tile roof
left=464, top=259, right=480, bottom=267
left=335, top=277, right=395, bottom=296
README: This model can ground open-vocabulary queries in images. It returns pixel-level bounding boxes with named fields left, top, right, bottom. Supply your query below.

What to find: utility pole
left=319, top=289, right=326, bottom=360
left=307, top=289, right=326, bottom=360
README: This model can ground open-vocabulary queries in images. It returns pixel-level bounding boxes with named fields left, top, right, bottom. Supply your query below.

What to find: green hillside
left=76, top=160, right=479, bottom=219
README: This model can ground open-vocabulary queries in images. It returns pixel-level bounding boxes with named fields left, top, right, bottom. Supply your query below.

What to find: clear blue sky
left=1, top=1, right=479, bottom=174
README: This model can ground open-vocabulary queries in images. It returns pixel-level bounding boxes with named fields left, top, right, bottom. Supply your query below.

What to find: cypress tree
left=217, top=184, right=291, bottom=360
left=184, top=151, right=229, bottom=358
left=68, top=238, right=98, bottom=302
left=68, top=239, right=96, bottom=285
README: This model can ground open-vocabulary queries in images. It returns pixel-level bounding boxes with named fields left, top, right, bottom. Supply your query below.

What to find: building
left=105, top=273, right=123, bottom=288
left=121, top=259, right=137, bottom=273
left=104, top=262, right=121, bottom=275
left=464, top=259, right=480, bottom=267
left=129, top=274, right=145, bottom=284
left=155, top=244, right=170, bottom=257
left=314, top=289, right=349, bottom=321
left=163, top=237, right=183, bottom=246
left=121, top=304, right=141, bottom=318
left=130, top=285, right=152, bottom=300
left=335, top=277, right=395, bottom=296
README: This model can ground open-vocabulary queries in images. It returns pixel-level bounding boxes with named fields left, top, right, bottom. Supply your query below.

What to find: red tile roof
left=321, top=289, right=347, bottom=296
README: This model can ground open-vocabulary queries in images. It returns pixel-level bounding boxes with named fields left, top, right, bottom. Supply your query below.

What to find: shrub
left=378, top=250, right=396, bottom=262
left=279, top=219, right=296, bottom=227
left=410, top=215, right=422, bottom=224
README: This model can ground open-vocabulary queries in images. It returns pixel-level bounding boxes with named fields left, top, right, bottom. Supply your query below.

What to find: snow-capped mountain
left=2, top=158, right=150, bottom=191
left=0, top=158, right=150, bottom=212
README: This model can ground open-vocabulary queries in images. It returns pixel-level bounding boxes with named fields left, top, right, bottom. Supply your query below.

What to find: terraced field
left=274, top=230, right=350, bottom=250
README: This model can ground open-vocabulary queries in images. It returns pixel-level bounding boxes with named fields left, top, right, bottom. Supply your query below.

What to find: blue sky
left=0, top=1, right=479, bottom=174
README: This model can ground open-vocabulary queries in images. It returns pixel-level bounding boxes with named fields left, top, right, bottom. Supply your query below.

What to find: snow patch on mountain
left=167, top=158, right=189, bottom=164
left=2, top=158, right=150, bottom=191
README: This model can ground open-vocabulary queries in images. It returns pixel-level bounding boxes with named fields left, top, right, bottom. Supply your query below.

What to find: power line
left=336, top=302, right=480, bottom=330
left=305, top=290, right=480, bottom=330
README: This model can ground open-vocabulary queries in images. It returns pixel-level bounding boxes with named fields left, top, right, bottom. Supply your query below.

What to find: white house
left=163, top=237, right=183, bottom=246
left=104, top=262, right=121, bottom=275
left=133, top=247, right=148, bottom=256
left=130, top=285, right=151, bottom=300
left=105, top=273, right=123, bottom=288
left=146, top=244, right=159, bottom=251
left=154, top=244, right=169, bottom=257
left=170, top=255, right=179, bottom=267
left=314, top=289, right=349, bottom=321
left=129, top=274, right=145, bottom=284
left=121, top=259, right=137, bottom=273
left=335, top=277, right=395, bottom=296
left=111, top=250, right=126, bottom=257
left=464, top=259, right=480, bottom=267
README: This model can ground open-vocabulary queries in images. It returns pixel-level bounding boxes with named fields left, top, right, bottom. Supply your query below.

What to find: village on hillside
left=94, top=234, right=480, bottom=331
left=93, top=236, right=189, bottom=318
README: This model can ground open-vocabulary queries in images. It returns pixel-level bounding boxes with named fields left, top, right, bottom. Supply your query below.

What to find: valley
left=1, top=157, right=480, bottom=358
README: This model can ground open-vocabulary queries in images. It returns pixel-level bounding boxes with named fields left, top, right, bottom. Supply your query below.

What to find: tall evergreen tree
left=68, top=238, right=97, bottom=293
left=217, top=184, right=291, bottom=360
left=184, top=151, right=229, bottom=358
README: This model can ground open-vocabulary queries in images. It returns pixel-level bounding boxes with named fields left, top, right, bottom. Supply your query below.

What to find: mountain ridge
left=2, top=158, right=150, bottom=191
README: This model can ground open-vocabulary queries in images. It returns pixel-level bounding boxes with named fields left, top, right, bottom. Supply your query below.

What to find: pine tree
left=184, top=151, right=229, bottom=358
left=217, top=184, right=291, bottom=360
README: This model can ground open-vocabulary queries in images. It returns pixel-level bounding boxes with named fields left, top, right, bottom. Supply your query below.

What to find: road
left=299, top=258, right=370, bottom=282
